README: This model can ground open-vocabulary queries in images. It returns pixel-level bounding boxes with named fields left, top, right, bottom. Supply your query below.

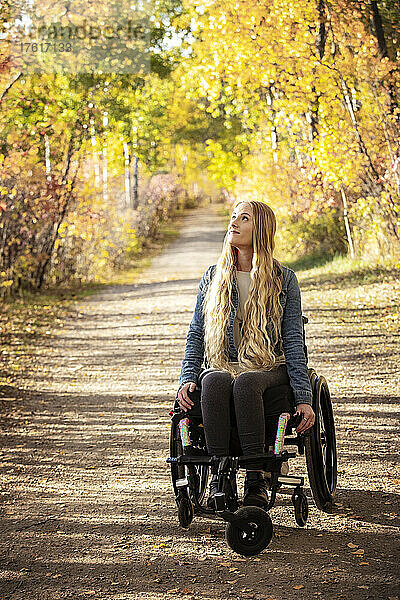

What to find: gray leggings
left=198, top=365, right=294, bottom=467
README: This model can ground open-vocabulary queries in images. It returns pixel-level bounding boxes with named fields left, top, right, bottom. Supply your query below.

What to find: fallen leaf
left=347, top=542, right=358, bottom=549
left=293, top=585, right=305, bottom=590
left=352, top=549, right=365, bottom=555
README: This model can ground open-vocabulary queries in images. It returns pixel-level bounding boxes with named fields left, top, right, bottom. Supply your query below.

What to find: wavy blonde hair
left=203, top=200, right=285, bottom=378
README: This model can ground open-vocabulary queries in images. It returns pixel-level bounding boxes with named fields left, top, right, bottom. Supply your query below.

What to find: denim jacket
left=179, top=264, right=313, bottom=405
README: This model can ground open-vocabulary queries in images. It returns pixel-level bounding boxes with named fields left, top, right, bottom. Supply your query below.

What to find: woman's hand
left=177, top=382, right=196, bottom=412
left=294, top=403, right=315, bottom=434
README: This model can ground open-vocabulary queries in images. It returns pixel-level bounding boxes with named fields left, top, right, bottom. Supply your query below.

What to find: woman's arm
left=281, top=270, right=313, bottom=406
left=179, top=266, right=213, bottom=387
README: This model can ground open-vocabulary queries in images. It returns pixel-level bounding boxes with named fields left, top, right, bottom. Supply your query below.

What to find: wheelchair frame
left=166, top=316, right=338, bottom=556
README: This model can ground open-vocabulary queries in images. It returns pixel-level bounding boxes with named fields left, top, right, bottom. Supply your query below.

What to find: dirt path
left=1, top=204, right=399, bottom=600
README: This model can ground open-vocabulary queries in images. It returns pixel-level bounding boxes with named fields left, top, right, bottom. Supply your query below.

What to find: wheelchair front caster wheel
left=178, top=496, right=193, bottom=528
left=292, top=492, right=309, bottom=527
left=225, top=506, right=273, bottom=556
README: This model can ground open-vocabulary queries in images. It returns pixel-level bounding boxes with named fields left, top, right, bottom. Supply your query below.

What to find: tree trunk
left=90, top=117, right=101, bottom=189
left=44, top=134, right=51, bottom=181
left=340, top=186, right=355, bottom=258
left=132, top=155, right=139, bottom=209
left=370, top=1, right=399, bottom=124
left=123, top=141, right=131, bottom=209
left=102, top=113, right=108, bottom=203
left=316, top=0, right=328, bottom=59
left=266, top=84, right=278, bottom=165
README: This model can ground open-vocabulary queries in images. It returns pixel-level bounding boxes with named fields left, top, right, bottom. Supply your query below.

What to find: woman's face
left=227, top=202, right=254, bottom=249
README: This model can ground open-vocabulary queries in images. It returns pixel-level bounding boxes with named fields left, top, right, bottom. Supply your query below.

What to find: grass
left=290, top=253, right=400, bottom=338
left=287, top=253, right=400, bottom=290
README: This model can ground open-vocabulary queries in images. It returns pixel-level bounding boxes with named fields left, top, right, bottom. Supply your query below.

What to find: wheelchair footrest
left=167, top=455, right=212, bottom=465
left=276, top=475, right=304, bottom=487
left=176, top=477, right=189, bottom=488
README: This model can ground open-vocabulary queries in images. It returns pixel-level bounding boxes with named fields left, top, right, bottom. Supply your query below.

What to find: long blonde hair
left=203, top=200, right=285, bottom=378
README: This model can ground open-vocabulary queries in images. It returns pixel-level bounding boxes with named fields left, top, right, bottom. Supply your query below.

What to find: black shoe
left=206, top=474, right=219, bottom=509
left=243, top=471, right=269, bottom=508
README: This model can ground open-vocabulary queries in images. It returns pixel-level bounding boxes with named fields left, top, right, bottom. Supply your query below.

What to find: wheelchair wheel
left=292, top=490, right=309, bottom=527
left=178, top=496, right=193, bottom=528
left=225, top=506, right=273, bottom=557
left=169, top=421, right=209, bottom=507
left=305, top=370, right=337, bottom=511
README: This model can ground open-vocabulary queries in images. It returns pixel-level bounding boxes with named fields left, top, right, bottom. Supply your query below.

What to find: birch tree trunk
left=123, top=141, right=131, bottom=209
left=102, top=113, right=108, bottom=203
left=340, top=186, right=355, bottom=259
left=132, top=155, right=139, bottom=209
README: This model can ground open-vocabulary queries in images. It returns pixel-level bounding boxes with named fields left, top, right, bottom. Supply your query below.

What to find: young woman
left=177, top=200, right=315, bottom=508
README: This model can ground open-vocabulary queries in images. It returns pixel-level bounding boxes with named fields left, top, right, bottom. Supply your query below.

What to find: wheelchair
left=166, top=316, right=337, bottom=556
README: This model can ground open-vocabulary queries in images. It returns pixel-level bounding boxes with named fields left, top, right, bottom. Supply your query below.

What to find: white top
left=233, top=271, right=251, bottom=349
left=231, top=271, right=251, bottom=374
left=229, top=270, right=285, bottom=373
